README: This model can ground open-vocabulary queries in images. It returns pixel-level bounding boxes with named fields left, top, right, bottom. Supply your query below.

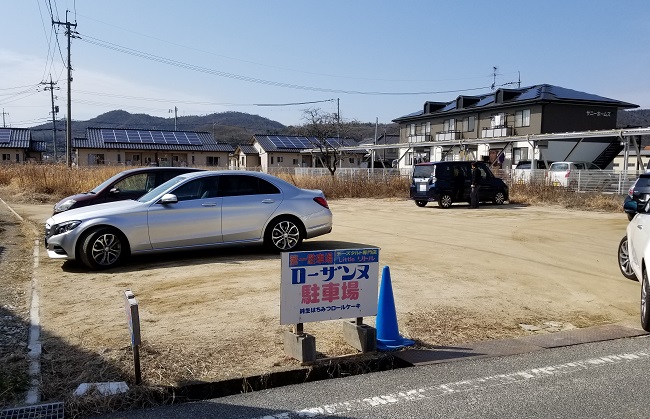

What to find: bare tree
left=298, top=108, right=346, bottom=176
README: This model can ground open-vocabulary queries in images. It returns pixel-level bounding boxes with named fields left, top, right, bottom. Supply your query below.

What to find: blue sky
left=2, top=1, right=649, bottom=129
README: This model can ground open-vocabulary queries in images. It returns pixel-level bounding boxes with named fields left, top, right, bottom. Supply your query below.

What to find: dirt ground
left=0, top=194, right=641, bottom=400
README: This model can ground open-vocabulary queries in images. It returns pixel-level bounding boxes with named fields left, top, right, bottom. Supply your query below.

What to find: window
left=443, top=119, right=456, bottom=132
left=513, top=148, right=528, bottom=164
left=277, top=156, right=283, bottom=163
left=293, top=158, right=298, bottom=165
left=270, top=156, right=274, bottom=164
left=117, top=154, right=122, bottom=163
left=206, top=156, right=219, bottom=166
left=114, top=174, right=152, bottom=192
left=171, top=178, right=204, bottom=201
left=515, top=109, right=531, bottom=127
left=89, top=154, right=105, bottom=165
left=409, top=124, right=416, bottom=136
left=2, top=154, right=10, bottom=161
left=349, top=158, right=355, bottom=164
left=426, top=122, right=431, bottom=135
left=463, top=116, right=476, bottom=132
left=217, top=175, right=280, bottom=197
left=491, top=113, right=506, bottom=127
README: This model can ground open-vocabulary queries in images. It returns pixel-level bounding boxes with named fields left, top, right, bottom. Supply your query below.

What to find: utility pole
left=52, top=11, right=78, bottom=167
left=1, top=109, right=8, bottom=127
left=43, top=77, right=60, bottom=162
left=169, top=106, right=178, bottom=131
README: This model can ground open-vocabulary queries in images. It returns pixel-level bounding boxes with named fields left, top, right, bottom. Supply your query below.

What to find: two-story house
left=392, top=84, right=638, bottom=169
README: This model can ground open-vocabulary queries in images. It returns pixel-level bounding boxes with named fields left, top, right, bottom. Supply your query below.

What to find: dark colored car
left=410, top=161, right=509, bottom=208
left=52, top=167, right=204, bottom=214
left=624, top=173, right=650, bottom=221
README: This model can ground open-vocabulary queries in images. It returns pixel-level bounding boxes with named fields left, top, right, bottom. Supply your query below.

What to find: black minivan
left=410, top=161, right=509, bottom=208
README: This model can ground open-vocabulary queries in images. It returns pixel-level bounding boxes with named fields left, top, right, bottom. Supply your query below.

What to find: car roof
left=116, top=167, right=204, bottom=175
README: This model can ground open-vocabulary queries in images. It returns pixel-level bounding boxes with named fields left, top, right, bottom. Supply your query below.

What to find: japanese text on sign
left=280, top=248, right=379, bottom=324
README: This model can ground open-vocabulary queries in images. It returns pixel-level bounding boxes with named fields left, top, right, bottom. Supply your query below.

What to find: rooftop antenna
left=491, top=66, right=498, bottom=90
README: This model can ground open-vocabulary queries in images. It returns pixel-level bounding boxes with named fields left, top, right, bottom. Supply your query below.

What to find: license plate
left=418, top=184, right=427, bottom=192
left=517, top=179, right=524, bottom=184
left=552, top=181, right=560, bottom=187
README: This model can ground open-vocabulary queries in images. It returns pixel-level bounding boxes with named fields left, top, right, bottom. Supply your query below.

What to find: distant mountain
left=28, top=110, right=399, bottom=155
left=617, top=109, right=650, bottom=129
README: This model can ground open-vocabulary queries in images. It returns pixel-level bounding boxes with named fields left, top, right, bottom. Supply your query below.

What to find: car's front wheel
left=79, top=227, right=126, bottom=270
left=438, top=194, right=452, bottom=209
left=265, top=217, right=303, bottom=252
left=618, top=236, right=638, bottom=281
left=415, top=200, right=427, bottom=207
left=493, top=191, right=506, bottom=205
left=642, top=266, right=650, bottom=332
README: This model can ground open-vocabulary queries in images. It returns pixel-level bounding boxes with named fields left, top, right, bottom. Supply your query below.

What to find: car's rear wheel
left=493, top=191, right=506, bottom=205
left=618, top=236, right=638, bottom=281
left=642, top=266, right=650, bottom=332
left=79, top=227, right=126, bottom=270
left=438, top=194, right=452, bottom=209
left=415, top=200, right=427, bottom=207
left=265, top=217, right=303, bottom=252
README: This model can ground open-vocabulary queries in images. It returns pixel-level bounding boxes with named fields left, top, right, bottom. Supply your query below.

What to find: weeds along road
left=1, top=197, right=642, bottom=400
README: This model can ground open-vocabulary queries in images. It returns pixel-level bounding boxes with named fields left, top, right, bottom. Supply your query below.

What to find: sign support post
left=123, top=289, right=142, bottom=385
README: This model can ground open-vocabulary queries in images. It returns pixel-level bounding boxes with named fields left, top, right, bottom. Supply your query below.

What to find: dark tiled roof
left=393, top=84, right=639, bottom=122
left=236, top=144, right=258, bottom=154
left=76, top=128, right=234, bottom=152
left=0, top=128, right=31, bottom=149
left=30, top=141, right=48, bottom=152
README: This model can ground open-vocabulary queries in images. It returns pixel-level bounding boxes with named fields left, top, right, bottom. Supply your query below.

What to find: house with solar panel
left=232, top=144, right=261, bottom=169
left=392, top=84, right=639, bottom=170
left=72, top=128, right=234, bottom=167
left=251, top=135, right=363, bottom=171
left=0, top=128, right=46, bottom=163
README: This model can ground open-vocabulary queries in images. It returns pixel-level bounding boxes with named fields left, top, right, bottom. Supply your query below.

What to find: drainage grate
left=0, top=402, right=64, bottom=419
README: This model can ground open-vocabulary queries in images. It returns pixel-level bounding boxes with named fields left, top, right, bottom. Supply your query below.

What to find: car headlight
left=54, top=199, right=77, bottom=213
left=52, top=220, right=81, bottom=235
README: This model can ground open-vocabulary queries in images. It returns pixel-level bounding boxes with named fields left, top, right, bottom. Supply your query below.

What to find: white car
left=617, top=204, right=650, bottom=331
left=547, top=161, right=607, bottom=189
left=512, top=160, right=551, bottom=184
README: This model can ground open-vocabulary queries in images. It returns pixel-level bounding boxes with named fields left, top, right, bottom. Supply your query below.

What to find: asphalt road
left=94, top=333, right=650, bottom=419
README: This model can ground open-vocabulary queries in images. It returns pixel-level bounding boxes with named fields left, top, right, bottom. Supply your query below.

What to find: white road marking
left=25, top=240, right=42, bottom=405
left=252, top=352, right=650, bottom=418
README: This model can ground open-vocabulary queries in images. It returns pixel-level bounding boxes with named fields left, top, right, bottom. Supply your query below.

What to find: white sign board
left=280, top=248, right=379, bottom=325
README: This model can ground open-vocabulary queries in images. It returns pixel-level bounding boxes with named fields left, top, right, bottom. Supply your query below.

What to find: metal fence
left=495, top=168, right=637, bottom=194
left=267, top=166, right=637, bottom=195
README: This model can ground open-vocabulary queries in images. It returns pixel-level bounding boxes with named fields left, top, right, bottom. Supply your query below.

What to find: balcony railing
left=407, top=134, right=433, bottom=143
left=482, top=126, right=513, bottom=138
left=435, top=130, right=461, bottom=141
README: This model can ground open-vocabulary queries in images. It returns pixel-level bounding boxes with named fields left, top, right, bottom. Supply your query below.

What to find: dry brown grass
left=0, top=164, right=627, bottom=212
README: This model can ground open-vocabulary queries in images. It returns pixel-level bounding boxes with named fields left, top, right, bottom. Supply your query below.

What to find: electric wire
left=78, top=33, right=493, bottom=96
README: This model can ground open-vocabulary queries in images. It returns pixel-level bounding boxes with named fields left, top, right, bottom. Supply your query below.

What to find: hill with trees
left=29, top=110, right=399, bottom=155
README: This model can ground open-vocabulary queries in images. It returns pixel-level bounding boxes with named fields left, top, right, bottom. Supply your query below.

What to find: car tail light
left=565, top=170, right=571, bottom=178
left=313, top=197, right=329, bottom=209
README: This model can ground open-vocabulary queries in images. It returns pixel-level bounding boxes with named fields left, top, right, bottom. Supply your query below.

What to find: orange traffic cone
left=376, top=266, right=415, bottom=351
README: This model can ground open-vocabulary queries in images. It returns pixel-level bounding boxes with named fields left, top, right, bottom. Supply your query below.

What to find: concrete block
left=283, top=331, right=316, bottom=362
left=343, top=320, right=377, bottom=353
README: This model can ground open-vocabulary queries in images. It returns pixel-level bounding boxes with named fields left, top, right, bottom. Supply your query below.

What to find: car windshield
left=550, top=163, right=569, bottom=171
left=636, top=177, right=650, bottom=188
left=137, top=176, right=188, bottom=202
left=413, top=165, right=435, bottom=178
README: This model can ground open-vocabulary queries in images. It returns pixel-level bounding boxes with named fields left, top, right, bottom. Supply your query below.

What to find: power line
left=78, top=33, right=493, bottom=96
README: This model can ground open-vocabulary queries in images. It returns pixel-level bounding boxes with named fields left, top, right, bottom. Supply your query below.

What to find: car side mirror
left=159, top=193, right=178, bottom=204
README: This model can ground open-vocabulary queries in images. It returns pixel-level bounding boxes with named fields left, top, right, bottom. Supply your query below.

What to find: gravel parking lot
left=2, top=197, right=640, bottom=394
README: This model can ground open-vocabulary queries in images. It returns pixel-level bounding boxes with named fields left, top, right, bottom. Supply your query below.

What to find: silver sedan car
left=45, top=171, right=333, bottom=270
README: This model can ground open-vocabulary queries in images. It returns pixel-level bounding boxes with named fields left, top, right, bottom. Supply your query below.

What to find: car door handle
left=202, top=203, right=218, bottom=207
left=262, top=199, right=275, bottom=204
left=638, top=225, right=644, bottom=230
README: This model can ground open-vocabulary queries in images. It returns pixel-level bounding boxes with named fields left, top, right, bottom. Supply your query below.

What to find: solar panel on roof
left=99, top=129, right=203, bottom=145
left=0, top=129, right=11, bottom=143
